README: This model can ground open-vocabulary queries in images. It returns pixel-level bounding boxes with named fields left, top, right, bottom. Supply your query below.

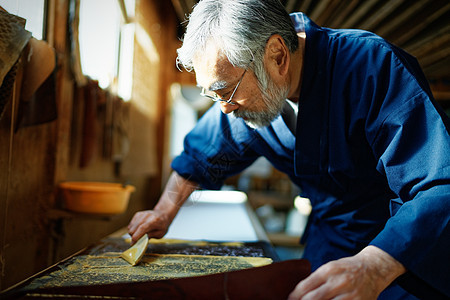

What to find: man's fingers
left=128, top=211, right=154, bottom=236
left=131, top=225, right=167, bottom=244
left=288, top=255, right=382, bottom=300
left=288, top=263, right=345, bottom=300
left=300, top=281, right=343, bottom=300
left=127, top=210, right=170, bottom=243
left=288, top=275, right=324, bottom=300
left=127, top=212, right=144, bottom=234
left=131, top=223, right=150, bottom=244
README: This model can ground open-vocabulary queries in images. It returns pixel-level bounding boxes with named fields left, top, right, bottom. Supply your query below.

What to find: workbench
left=2, top=190, right=310, bottom=299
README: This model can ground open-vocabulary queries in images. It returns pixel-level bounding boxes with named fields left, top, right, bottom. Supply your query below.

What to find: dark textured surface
left=2, top=237, right=279, bottom=297
left=87, top=237, right=279, bottom=259
left=4, top=259, right=311, bottom=300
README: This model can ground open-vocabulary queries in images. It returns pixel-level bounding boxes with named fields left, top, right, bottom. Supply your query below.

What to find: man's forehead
left=193, top=46, right=235, bottom=90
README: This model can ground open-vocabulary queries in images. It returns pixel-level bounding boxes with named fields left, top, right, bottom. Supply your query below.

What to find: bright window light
left=117, top=23, right=135, bottom=101
left=124, top=0, right=135, bottom=19
left=79, top=0, right=121, bottom=89
left=1, top=0, right=45, bottom=40
left=294, top=196, right=312, bottom=215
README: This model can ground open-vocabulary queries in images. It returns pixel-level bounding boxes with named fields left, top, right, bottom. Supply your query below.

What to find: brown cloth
left=15, top=38, right=57, bottom=129
left=19, top=38, right=56, bottom=102
left=79, top=79, right=99, bottom=168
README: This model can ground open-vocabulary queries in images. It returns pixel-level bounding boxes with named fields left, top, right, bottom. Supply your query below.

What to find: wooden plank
left=309, top=0, right=333, bottom=22
left=313, top=0, right=342, bottom=25
left=268, top=232, right=302, bottom=246
left=422, top=56, right=450, bottom=79
left=170, top=0, right=185, bottom=21
left=117, top=0, right=129, bottom=24
left=407, top=27, right=450, bottom=57
left=0, top=61, right=19, bottom=292
left=431, top=81, right=450, bottom=101
left=394, top=2, right=450, bottom=46
left=432, top=90, right=450, bottom=101
left=184, top=0, right=197, bottom=14
left=284, top=0, right=298, bottom=13
left=419, top=46, right=450, bottom=69
left=327, top=0, right=360, bottom=28
left=299, top=0, right=314, bottom=14
left=45, top=0, right=55, bottom=45
left=340, top=0, right=379, bottom=28
left=376, top=0, right=432, bottom=37
left=358, top=0, right=406, bottom=31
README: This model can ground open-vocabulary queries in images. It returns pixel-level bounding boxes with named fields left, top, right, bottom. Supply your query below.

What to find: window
left=78, top=0, right=136, bottom=100
left=79, top=0, right=121, bottom=90
left=1, top=0, right=45, bottom=40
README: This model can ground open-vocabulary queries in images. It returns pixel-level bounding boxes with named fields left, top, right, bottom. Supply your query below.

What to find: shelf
left=47, top=209, right=123, bottom=221
left=267, top=232, right=302, bottom=247
left=247, top=191, right=294, bottom=210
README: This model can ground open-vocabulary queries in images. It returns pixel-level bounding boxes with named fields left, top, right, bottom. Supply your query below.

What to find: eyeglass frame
left=200, top=60, right=253, bottom=105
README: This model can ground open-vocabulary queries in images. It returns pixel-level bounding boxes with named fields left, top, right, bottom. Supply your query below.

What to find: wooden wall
left=0, top=0, right=194, bottom=290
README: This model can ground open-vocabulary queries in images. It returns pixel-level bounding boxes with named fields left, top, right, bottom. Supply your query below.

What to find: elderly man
left=128, top=0, right=450, bottom=299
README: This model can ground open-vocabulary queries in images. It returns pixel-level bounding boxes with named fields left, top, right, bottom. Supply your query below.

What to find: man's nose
left=220, top=101, right=238, bottom=114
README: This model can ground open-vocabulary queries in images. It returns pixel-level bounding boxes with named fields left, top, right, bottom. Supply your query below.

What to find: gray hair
left=176, top=0, right=298, bottom=81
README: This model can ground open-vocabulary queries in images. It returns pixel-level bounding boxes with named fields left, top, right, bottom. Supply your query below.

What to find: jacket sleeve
left=365, top=49, right=450, bottom=297
left=171, top=103, right=260, bottom=190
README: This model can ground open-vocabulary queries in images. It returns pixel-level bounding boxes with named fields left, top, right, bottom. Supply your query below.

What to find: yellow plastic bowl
left=59, top=182, right=135, bottom=214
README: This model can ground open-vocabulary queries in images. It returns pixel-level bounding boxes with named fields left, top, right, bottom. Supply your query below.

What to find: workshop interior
left=0, top=0, right=449, bottom=298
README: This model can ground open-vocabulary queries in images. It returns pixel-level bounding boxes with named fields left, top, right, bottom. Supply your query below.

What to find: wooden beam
left=327, top=0, right=360, bottom=28
left=45, top=0, right=56, bottom=46
left=394, top=2, right=450, bottom=46
left=298, top=0, right=313, bottom=14
left=170, top=0, right=188, bottom=22
left=430, top=80, right=450, bottom=101
left=309, top=0, right=333, bottom=23
left=340, top=0, right=379, bottom=28
left=313, top=0, right=342, bottom=26
left=419, top=45, right=450, bottom=69
left=184, top=0, right=197, bottom=13
left=376, top=0, right=432, bottom=37
left=406, top=25, right=450, bottom=57
left=423, top=57, right=450, bottom=79
left=117, top=0, right=129, bottom=24
left=358, top=0, right=405, bottom=31
left=432, top=90, right=450, bottom=101
left=284, top=0, right=298, bottom=13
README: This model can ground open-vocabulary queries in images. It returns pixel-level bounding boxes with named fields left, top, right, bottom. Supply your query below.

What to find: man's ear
left=264, top=34, right=290, bottom=77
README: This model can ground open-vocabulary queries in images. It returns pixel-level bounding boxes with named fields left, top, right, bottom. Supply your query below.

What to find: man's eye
left=212, top=91, right=228, bottom=100
left=221, top=91, right=231, bottom=99
left=206, top=90, right=220, bottom=98
left=208, top=89, right=230, bottom=100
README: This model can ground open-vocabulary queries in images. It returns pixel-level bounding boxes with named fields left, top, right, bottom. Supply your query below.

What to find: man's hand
left=128, top=209, right=172, bottom=244
left=288, top=246, right=406, bottom=300
left=126, top=171, right=199, bottom=244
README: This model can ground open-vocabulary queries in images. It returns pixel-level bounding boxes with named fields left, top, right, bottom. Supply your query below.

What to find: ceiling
left=170, top=0, right=450, bottom=98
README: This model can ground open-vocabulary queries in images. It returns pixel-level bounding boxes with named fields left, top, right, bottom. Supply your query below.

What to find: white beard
left=232, top=70, right=289, bottom=128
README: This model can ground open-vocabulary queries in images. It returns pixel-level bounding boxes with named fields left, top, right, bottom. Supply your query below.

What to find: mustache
left=232, top=105, right=281, bottom=128
left=232, top=109, right=263, bottom=120
left=231, top=67, right=290, bottom=128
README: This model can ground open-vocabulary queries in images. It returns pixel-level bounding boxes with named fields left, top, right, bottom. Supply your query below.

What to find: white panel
left=165, top=190, right=259, bottom=241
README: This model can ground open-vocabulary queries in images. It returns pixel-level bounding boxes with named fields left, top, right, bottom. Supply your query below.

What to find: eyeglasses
left=200, top=61, right=252, bottom=105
